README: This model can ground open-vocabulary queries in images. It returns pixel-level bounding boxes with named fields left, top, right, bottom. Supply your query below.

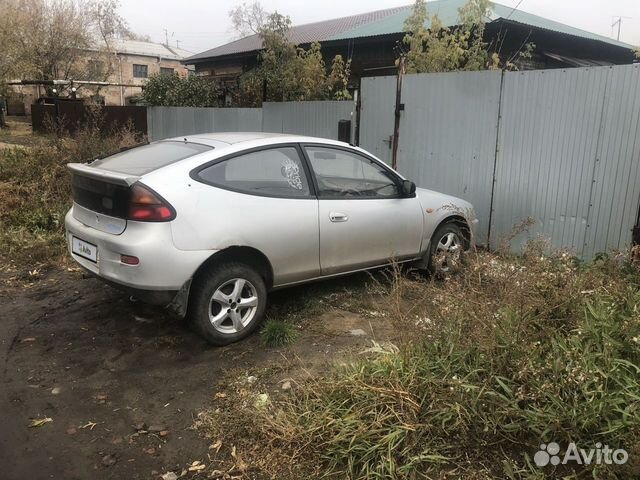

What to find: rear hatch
left=70, top=165, right=138, bottom=234
left=69, top=141, right=213, bottom=234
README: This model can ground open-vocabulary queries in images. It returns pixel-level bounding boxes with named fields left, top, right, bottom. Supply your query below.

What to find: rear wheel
left=428, top=222, right=467, bottom=276
left=189, top=262, right=267, bottom=346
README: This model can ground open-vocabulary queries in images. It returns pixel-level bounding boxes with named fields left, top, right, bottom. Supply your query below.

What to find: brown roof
left=185, top=0, right=634, bottom=64
left=185, top=5, right=409, bottom=62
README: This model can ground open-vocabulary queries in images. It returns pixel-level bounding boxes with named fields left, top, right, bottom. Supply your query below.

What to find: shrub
left=261, top=319, right=297, bottom=348
left=141, top=73, right=221, bottom=107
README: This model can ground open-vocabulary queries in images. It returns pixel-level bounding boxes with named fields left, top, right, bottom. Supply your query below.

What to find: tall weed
left=0, top=124, right=142, bottom=265
left=199, top=249, right=640, bottom=479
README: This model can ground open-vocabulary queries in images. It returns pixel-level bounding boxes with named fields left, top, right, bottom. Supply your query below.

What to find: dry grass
left=0, top=120, right=142, bottom=267
left=195, top=247, right=640, bottom=479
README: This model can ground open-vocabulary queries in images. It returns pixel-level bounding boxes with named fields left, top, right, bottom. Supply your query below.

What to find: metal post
left=391, top=56, right=406, bottom=170
left=353, top=85, right=360, bottom=146
left=486, top=69, right=506, bottom=248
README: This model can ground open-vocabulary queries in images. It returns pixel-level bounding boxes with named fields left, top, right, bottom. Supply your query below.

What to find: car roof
left=160, top=132, right=351, bottom=148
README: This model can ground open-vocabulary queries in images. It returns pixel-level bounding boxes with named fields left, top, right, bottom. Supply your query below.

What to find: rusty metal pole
left=391, top=55, right=406, bottom=171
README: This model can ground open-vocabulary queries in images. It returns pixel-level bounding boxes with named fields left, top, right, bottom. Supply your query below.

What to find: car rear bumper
left=65, top=207, right=214, bottom=294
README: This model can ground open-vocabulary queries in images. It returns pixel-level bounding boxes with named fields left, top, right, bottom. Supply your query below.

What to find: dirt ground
left=0, top=116, right=38, bottom=148
left=0, top=263, right=395, bottom=480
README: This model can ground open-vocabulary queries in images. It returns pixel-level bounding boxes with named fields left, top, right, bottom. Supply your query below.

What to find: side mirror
left=402, top=180, right=416, bottom=196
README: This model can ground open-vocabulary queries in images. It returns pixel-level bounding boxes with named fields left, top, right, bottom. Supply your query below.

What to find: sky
left=118, top=0, right=640, bottom=54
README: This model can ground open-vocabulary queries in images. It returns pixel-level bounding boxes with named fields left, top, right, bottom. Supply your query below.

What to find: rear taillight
left=127, top=183, right=176, bottom=222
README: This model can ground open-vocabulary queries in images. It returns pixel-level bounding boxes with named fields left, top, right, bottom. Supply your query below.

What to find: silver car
left=65, top=133, right=477, bottom=345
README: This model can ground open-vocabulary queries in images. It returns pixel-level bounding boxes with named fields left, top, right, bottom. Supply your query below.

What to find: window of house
left=160, top=67, right=174, bottom=76
left=86, top=60, right=105, bottom=79
left=305, top=146, right=400, bottom=198
left=197, top=147, right=310, bottom=197
left=133, top=64, right=148, bottom=78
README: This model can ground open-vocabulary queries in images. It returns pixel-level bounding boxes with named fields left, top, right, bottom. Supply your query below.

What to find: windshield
left=91, top=141, right=213, bottom=175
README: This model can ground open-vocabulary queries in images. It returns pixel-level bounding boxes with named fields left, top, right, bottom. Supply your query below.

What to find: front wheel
left=428, top=222, right=468, bottom=276
left=189, top=262, right=267, bottom=346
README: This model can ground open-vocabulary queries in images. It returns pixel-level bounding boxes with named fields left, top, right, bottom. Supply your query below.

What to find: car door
left=189, top=144, right=320, bottom=286
left=302, top=144, right=424, bottom=275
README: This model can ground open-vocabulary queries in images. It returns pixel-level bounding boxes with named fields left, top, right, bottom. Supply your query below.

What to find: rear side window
left=92, top=141, right=212, bottom=175
left=197, top=147, right=310, bottom=197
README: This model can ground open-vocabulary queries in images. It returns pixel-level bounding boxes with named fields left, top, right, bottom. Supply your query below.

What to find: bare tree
left=14, top=0, right=92, bottom=81
left=0, top=1, right=35, bottom=126
left=229, top=1, right=268, bottom=38
left=0, top=0, right=132, bottom=102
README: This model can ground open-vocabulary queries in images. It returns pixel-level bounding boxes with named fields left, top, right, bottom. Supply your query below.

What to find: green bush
left=141, top=73, right=221, bottom=107
left=261, top=319, right=297, bottom=348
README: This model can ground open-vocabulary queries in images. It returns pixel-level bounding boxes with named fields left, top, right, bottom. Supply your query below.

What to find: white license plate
left=72, top=236, right=98, bottom=263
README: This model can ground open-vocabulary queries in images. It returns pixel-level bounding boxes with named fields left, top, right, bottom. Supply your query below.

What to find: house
left=85, top=39, right=194, bottom=106
left=7, top=39, right=194, bottom=114
left=184, top=0, right=636, bottom=84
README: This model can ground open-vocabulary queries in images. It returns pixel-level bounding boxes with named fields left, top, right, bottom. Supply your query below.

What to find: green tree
left=141, top=73, right=221, bottom=107
left=328, top=55, right=352, bottom=100
left=402, top=0, right=493, bottom=73
left=235, top=11, right=352, bottom=105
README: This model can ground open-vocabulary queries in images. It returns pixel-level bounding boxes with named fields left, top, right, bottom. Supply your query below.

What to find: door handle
left=329, top=212, right=348, bottom=222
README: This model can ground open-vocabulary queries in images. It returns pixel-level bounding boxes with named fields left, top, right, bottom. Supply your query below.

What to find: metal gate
left=359, top=76, right=397, bottom=165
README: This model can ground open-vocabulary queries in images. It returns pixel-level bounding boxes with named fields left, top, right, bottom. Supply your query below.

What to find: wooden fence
left=31, top=103, right=147, bottom=136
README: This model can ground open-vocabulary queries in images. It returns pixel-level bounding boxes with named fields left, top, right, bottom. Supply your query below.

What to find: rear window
left=91, top=141, right=212, bottom=175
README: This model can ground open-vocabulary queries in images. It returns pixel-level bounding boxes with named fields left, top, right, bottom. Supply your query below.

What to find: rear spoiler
left=67, top=163, right=140, bottom=187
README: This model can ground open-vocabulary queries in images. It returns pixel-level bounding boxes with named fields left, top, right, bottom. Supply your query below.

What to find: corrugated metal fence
left=146, top=106, right=262, bottom=141
left=361, top=64, right=640, bottom=258
left=262, top=101, right=354, bottom=139
left=147, top=101, right=354, bottom=142
left=395, top=71, right=502, bottom=244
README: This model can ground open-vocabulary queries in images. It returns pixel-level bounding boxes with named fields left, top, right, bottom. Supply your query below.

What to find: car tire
left=428, top=221, right=468, bottom=276
left=189, top=262, right=267, bottom=346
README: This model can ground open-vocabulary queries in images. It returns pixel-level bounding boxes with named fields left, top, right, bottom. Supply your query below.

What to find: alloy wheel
left=435, top=232, right=462, bottom=272
left=208, top=278, right=259, bottom=334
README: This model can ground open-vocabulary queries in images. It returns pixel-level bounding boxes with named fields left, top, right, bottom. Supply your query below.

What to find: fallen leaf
left=209, top=439, right=222, bottom=453
left=214, top=392, right=227, bottom=399
left=29, top=417, right=52, bottom=428
left=188, top=460, right=206, bottom=472
left=159, top=430, right=170, bottom=437
left=253, top=393, right=270, bottom=409
left=80, top=421, right=97, bottom=430
left=161, top=473, right=178, bottom=480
